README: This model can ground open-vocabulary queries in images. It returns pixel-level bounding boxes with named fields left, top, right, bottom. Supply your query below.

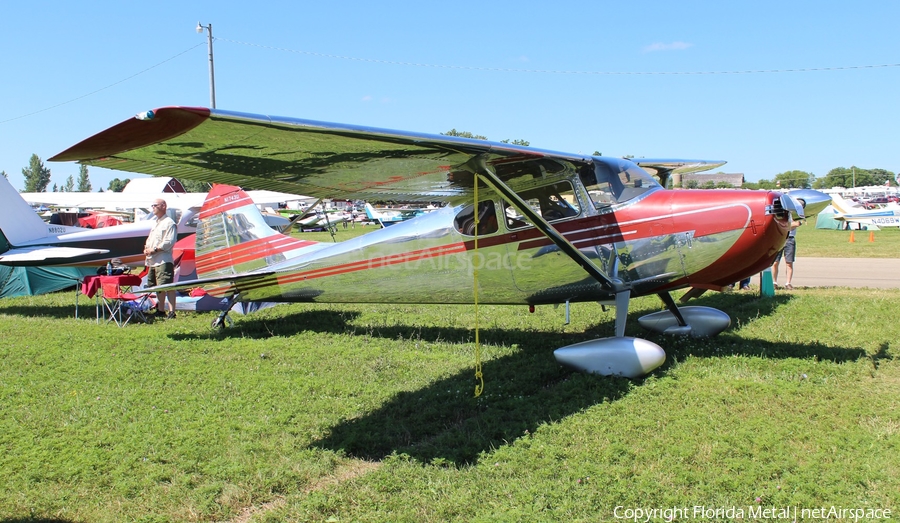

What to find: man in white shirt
left=143, top=198, right=177, bottom=318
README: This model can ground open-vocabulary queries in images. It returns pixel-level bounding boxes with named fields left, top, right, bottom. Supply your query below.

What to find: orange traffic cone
left=849, top=231, right=855, bottom=242
left=869, top=231, right=875, bottom=242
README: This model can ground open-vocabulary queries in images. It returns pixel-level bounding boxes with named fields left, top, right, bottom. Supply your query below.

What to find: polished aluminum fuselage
left=207, top=186, right=789, bottom=306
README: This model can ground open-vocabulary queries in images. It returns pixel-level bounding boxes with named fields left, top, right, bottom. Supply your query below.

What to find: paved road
left=746, top=257, right=900, bottom=289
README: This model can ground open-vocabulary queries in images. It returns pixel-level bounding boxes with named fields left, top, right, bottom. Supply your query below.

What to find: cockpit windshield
left=579, top=157, right=661, bottom=208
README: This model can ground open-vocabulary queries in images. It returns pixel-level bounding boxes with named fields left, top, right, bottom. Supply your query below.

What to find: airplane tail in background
left=0, top=174, right=54, bottom=251
left=363, top=202, right=380, bottom=221
left=194, top=185, right=322, bottom=279
left=363, top=202, right=386, bottom=227
left=828, top=194, right=856, bottom=216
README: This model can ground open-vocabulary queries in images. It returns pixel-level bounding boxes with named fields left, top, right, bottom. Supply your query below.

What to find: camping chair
left=98, top=270, right=152, bottom=327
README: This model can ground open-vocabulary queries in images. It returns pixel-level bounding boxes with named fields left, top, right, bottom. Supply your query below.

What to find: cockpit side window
left=454, top=200, right=499, bottom=236
left=502, top=181, right=581, bottom=230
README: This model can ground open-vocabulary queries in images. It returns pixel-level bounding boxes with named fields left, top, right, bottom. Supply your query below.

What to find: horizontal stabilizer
left=0, top=246, right=109, bottom=266
left=146, top=270, right=278, bottom=295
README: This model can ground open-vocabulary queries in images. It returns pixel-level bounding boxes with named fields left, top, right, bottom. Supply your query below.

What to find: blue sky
left=2, top=1, right=898, bottom=191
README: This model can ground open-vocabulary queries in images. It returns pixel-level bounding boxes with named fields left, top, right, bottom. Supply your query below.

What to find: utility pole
left=196, top=22, right=216, bottom=108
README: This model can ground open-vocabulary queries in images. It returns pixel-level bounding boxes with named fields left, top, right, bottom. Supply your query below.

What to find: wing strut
left=470, top=155, right=624, bottom=295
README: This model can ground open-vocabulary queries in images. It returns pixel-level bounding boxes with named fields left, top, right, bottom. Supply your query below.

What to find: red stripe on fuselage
left=275, top=242, right=468, bottom=285
left=198, top=193, right=256, bottom=219
left=197, top=236, right=315, bottom=274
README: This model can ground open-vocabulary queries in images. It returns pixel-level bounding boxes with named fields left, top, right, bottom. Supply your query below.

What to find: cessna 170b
left=49, top=106, right=829, bottom=378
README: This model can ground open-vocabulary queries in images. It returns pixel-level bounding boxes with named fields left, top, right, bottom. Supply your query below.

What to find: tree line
left=734, top=167, right=896, bottom=191
left=14, top=154, right=210, bottom=193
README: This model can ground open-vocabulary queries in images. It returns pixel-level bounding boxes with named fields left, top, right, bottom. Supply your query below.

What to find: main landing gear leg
left=211, top=293, right=240, bottom=330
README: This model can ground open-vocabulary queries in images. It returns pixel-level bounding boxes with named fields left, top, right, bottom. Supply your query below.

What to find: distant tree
left=22, top=154, right=51, bottom=192
left=1, top=170, right=6, bottom=179
left=64, top=175, right=75, bottom=192
left=716, top=181, right=734, bottom=189
left=441, top=129, right=488, bottom=140
left=77, top=165, right=92, bottom=192
left=816, top=166, right=894, bottom=189
left=756, top=179, right=778, bottom=190
left=773, top=170, right=813, bottom=189
left=869, top=168, right=895, bottom=186
left=702, top=180, right=717, bottom=189
left=108, top=178, right=130, bottom=192
left=179, top=179, right=212, bottom=193
left=500, top=139, right=530, bottom=146
left=683, top=179, right=700, bottom=189
left=52, top=183, right=58, bottom=192
left=592, top=151, right=602, bottom=156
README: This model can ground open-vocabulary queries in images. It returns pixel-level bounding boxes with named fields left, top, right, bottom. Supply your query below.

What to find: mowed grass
left=796, top=223, right=900, bottom=258
left=1, top=283, right=898, bottom=522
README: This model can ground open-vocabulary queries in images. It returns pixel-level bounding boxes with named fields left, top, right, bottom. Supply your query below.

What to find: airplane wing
left=50, top=107, right=599, bottom=204
left=632, top=159, right=727, bottom=187
left=0, top=246, right=109, bottom=264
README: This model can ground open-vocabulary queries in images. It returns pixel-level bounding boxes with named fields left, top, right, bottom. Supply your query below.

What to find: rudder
left=0, top=175, right=53, bottom=247
left=195, top=185, right=319, bottom=279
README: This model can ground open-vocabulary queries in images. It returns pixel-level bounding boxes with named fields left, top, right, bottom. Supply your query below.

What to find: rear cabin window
left=454, top=201, right=499, bottom=236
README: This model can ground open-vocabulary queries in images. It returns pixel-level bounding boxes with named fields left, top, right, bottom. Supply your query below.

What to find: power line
left=0, top=42, right=206, bottom=125
left=221, top=38, right=900, bottom=76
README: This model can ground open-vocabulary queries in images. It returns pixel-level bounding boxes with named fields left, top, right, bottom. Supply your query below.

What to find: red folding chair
left=98, top=273, right=153, bottom=327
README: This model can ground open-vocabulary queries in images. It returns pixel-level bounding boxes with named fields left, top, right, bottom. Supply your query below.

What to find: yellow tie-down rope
left=472, top=178, right=484, bottom=398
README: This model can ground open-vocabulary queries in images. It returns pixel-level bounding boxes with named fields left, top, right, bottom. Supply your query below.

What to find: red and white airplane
left=50, top=106, right=829, bottom=377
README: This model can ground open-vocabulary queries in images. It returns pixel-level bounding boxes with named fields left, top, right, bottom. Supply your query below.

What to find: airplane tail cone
left=759, top=268, right=775, bottom=297
left=849, top=231, right=855, bottom=243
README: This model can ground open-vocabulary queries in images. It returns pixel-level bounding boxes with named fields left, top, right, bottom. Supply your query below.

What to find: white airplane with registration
left=828, top=193, right=900, bottom=227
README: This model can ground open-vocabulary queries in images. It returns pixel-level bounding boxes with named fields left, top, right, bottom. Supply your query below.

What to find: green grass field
left=794, top=224, right=900, bottom=258
left=0, top=224, right=897, bottom=522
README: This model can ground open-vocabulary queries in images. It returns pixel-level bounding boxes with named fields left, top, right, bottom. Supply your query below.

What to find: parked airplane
left=0, top=174, right=196, bottom=267
left=0, top=177, right=298, bottom=267
left=827, top=193, right=900, bottom=227
left=20, top=186, right=298, bottom=232
left=50, top=106, right=829, bottom=377
left=363, top=203, right=431, bottom=227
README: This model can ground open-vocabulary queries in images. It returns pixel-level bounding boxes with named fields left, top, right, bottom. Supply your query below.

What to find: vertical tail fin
left=363, top=202, right=386, bottom=227
left=0, top=175, right=52, bottom=249
left=828, top=194, right=853, bottom=215
left=363, top=203, right=380, bottom=220
left=195, top=185, right=320, bottom=279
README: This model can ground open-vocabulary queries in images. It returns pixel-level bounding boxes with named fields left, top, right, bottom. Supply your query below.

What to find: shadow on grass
left=0, top=519, right=82, bottom=523
left=304, top=294, right=868, bottom=465
left=0, top=303, right=82, bottom=320
left=164, top=292, right=870, bottom=465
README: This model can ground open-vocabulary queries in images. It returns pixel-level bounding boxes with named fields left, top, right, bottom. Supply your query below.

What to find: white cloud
left=361, top=95, right=373, bottom=102
left=643, top=41, right=693, bottom=53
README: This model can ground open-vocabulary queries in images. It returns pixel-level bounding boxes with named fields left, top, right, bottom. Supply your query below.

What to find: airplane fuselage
left=208, top=188, right=789, bottom=305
